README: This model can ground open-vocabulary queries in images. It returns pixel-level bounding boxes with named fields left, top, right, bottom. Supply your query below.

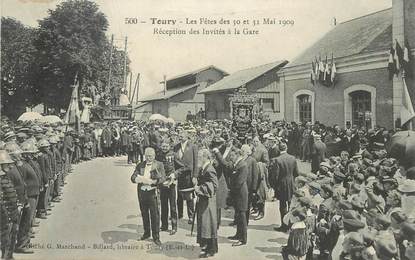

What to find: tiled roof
left=139, top=82, right=206, bottom=102
left=288, top=8, right=392, bottom=67
left=199, top=60, right=288, bottom=94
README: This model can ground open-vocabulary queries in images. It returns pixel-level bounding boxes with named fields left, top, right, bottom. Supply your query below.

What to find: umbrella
left=166, top=117, right=175, bottom=124
left=39, top=115, right=62, bottom=124
left=149, top=114, right=167, bottom=122
left=389, top=130, right=415, bottom=169
left=17, top=112, right=43, bottom=122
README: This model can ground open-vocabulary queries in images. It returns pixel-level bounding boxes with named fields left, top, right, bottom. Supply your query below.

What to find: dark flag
left=388, top=46, right=396, bottom=80
left=311, top=61, right=316, bottom=85
left=395, top=40, right=404, bottom=74
left=403, top=40, right=412, bottom=78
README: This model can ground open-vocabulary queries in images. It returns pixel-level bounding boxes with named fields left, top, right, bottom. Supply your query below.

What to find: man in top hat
left=273, top=142, right=299, bottom=232
left=174, top=129, right=198, bottom=224
left=131, top=147, right=165, bottom=246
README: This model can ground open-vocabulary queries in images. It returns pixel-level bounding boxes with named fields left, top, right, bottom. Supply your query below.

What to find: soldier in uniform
left=156, top=140, right=178, bottom=235
left=49, top=136, right=62, bottom=203
left=36, top=140, right=52, bottom=219
left=0, top=150, right=19, bottom=260
left=0, top=149, right=23, bottom=259
left=13, top=142, right=39, bottom=254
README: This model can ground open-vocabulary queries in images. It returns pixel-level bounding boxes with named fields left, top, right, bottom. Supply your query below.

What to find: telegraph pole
left=128, top=72, right=133, bottom=102
left=122, top=36, right=128, bottom=91
left=163, top=75, right=167, bottom=95
left=136, top=73, right=140, bottom=104
left=106, top=34, right=114, bottom=94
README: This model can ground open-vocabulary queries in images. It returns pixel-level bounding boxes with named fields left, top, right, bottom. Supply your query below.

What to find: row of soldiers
left=0, top=124, right=72, bottom=260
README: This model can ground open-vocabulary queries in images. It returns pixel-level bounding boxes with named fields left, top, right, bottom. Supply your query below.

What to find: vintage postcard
left=1, top=0, right=415, bottom=259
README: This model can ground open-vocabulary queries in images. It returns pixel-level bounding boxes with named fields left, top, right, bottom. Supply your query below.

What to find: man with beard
left=131, top=147, right=165, bottom=246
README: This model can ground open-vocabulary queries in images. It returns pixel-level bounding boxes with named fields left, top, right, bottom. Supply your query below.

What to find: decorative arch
left=293, top=89, right=315, bottom=123
left=344, top=84, right=376, bottom=129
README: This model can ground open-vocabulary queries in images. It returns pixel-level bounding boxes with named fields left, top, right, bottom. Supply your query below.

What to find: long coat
left=311, top=140, right=326, bottom=173
left=274, top=152, right=299, bottom=203
left=196, top=164, right=218, bottom=241
left=211, top=157, right=229, bottom=209
left=101, top=127, right=112, bottom=148
left=174, top=142, right=198, bottom=190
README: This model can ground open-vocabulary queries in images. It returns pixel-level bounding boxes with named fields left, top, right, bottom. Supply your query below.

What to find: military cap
left=16, top=132, right=28, bottom=139
left=298, top=196, right=313, bottom=207
left=376, top=215, right=391, bottom=230
left=4, top=142, right=23, bottom=155
left=351, top=196, right=365, bottom=210
left=294, top=189, right=305, bottom=197
left=321, top=184, right=333, bottom=195
left=337, top=200, right=353, bottom=210
left=308, top=181, right=321, bottom=191
left=354, top=172, right=365, bottom=182
left=345, top=232, right=365, bottom=250
left=398, top=179, right=415, bottom=193
left=343, top=210, right=365, bottom=231
left=37, top=139, right=50, bottom=148
left=362, top=158, right=373, bottom=167
left=320, top=161, right=332, bottom=169
left=334, top=171, right=346, bottom=180
left=3, top=131, right=16, bottom=141
left=374, top=239, right=398, bottom=258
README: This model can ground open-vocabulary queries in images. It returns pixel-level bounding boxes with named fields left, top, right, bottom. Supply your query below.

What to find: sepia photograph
left=0, top=0, right=415, bottom=259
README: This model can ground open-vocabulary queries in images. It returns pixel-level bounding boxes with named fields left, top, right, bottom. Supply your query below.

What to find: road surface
left=20, top=156, right=310, bottom=260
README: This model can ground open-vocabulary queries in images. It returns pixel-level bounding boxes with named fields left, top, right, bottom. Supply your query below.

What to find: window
left=351, top=91, right=371, bottom=128
left=298, top=94, right=312, bottom=123
left=261, top=98, right=275, bottom=111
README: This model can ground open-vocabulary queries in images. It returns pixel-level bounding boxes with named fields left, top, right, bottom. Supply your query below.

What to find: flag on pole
left=394, top=40, right=403, bottom=73
left=400, top=76, right=415, bottom=126
left=319, top=55, right=325, bottom=82
left=330, top=54, right=337, bottom=85
left=310, top=61, right=316, bottom=85
left=388, top=46, right=396, bottom=79
left=64, top=74, right=80, bottom=128
left=323, top=55, right=330, bottom=85
left=403, top=40, right=412, bottom=78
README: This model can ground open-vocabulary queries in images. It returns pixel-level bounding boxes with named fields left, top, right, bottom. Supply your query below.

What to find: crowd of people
left=1, top=116, right=415, bottom=260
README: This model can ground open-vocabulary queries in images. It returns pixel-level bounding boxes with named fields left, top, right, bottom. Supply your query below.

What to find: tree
left=1, top=17, right=38, bottom=119
left=34, top=0, right=111, bottom=112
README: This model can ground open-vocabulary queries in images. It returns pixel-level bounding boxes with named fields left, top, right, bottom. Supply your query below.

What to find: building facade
left=279, top=0, right=415, bottom=130
left=139, top=66, right=227, bottom=121
left=200, top=61, right=287, bottom=121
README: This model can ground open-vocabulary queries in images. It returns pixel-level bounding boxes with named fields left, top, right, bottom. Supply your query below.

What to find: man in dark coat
left=195, top=148, right=218, bottom=258
left=311, top=135, right=326, bottom=174
left=131, top=147, right=165, bottom=246
left=174, top=130, right=198, bottom=224
left=101, top=125, right=112, bottom=157
left=214, top=148, right=249, bottom=246
left=241, top=144, right=259, bottom=222
left=273, top=142, right=299, bottom=232
left=156, top=140, right=178, bottom=235
left=210, top=137, right=229, bottom=229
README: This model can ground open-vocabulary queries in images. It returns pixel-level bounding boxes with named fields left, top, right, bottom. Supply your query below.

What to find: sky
left=1, top=0, right=392, bottom=100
